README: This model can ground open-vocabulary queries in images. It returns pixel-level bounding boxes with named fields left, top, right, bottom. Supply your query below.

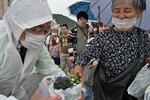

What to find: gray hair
left=51, top=25, right=58, bottom=30
left=111, top=0, right=146, bottom=13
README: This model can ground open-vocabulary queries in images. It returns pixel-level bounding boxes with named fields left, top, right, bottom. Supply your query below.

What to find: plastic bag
left=49, top=83, right=82, bottom=100
left=83, top=63, right=95, bottom=86
left=145, top=85, right=150, bottom=100
left=127, top=63, right=150, bottom=98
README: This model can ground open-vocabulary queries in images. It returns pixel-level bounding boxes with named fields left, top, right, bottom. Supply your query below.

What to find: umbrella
left=68, top=0, right=96, bottom=20
left=53, top=14, right=76, bottom=29
left=90, top=0, right=150, bottom=30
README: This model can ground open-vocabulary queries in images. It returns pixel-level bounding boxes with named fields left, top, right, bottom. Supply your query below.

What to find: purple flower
left=53, top=76, right=73, bottom=90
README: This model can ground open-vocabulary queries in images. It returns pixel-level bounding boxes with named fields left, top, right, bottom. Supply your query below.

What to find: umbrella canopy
left=68, top=0, right=96, bottom=20
left=90, top=0, right=150, bottom=30
left=53, top=14, right=76, bottom=29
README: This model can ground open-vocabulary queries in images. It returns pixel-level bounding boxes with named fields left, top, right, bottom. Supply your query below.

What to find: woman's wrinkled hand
left=73, top=65, right=84, bottom=93
left=145, top=57, right=150, bottom=64
left=92, top=60, right=98, bottom=68
left=73, top=65, right=83, bottom=77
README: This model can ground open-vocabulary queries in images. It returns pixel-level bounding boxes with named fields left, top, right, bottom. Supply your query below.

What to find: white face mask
left=112, top=17, right=137, bottom=31
left=21, top=32, right=46, bottom=49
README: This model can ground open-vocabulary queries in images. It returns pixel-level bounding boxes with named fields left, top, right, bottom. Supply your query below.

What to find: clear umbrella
left=90, top=0, right=150, bottom=30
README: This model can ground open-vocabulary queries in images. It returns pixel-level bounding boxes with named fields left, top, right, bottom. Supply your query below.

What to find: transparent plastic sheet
left=128, top=63, right=150, bottom=98
left=0, top=95, right=18, bottom=100
left=144, top=85, right=150, bottom=100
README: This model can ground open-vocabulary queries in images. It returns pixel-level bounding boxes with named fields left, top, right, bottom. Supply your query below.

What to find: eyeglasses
left=26, top=24, right=51, bottom=35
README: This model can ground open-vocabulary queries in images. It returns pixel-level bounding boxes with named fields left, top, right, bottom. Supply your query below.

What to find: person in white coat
left=0, top=0, right=65, bottom=100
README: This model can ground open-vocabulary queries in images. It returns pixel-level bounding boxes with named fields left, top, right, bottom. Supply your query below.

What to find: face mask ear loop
left=19, top=30, right=27, bottom=43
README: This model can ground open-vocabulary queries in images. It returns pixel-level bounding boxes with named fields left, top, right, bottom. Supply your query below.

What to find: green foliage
left=53, top=76, right=73, bottom=90
left=68, top=71, right=80, bottom=86
left=53, top=71, right=81, bottom=90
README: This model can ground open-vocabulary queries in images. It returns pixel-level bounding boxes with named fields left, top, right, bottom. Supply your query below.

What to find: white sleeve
left=45, top=35, right=50, bottom=44
left=35, top=45, right=66, bottom=77
left=0, top=95, right=18, bottom=100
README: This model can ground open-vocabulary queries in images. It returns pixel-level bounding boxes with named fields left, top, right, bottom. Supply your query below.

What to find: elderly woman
left=0, top=0, right=65, bottom=100
left=74, top=0, right=150, bottom=100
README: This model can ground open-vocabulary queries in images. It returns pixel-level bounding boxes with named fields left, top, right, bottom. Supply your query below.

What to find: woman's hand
left=144, top=57, right=150, bottom=64
left=73, top=65, right=84, bottom=86
left=73, top=65, right=83, bottom=77
left=92, top=60, right=98, bottom=68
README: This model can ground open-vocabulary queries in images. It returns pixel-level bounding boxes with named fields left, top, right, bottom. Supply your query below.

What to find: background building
left=0, top=0, right=13, bottom=19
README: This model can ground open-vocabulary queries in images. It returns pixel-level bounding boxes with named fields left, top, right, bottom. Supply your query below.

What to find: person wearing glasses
left=0, top=0, right=65, bottom=100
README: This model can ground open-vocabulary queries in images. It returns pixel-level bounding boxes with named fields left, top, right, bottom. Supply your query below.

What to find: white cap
left=3, top=0, right=56, bottom=42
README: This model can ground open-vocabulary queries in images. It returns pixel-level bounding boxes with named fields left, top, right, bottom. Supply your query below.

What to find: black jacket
left=93, top=58, right=144, bottom=100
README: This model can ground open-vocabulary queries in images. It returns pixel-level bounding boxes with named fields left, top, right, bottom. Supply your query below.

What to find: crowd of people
left=0, top=0, right=150, bottom=100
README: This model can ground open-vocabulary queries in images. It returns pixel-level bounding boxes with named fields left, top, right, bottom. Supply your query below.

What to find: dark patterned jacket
left=68, top=24, right=93, bottom=57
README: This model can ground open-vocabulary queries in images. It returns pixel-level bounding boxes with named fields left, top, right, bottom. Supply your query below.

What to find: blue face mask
left=112, top=17, right=137, bottom=31
left=20, top=31, right=46, bottom=49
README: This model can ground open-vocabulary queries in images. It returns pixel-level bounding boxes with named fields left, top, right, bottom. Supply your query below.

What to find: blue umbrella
left=90, top=0, right=150, bottom=30
left=68, top=0, right=96, bottom=20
